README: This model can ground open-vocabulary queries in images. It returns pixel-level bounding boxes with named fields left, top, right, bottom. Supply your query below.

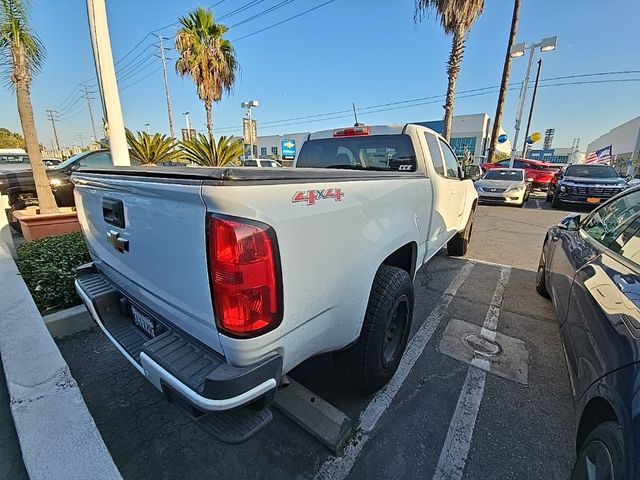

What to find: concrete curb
left=43, top=304, right=96, bottom=339
left=0, top=243, right=122, bottom=480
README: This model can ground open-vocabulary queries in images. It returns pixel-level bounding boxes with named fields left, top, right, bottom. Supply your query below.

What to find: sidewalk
left=0, top=355, right=28, bottom=480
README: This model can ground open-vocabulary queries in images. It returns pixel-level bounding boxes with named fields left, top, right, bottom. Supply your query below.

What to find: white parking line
left=315, top=261, right=475, bottom=480
left=432, top=267, right=511, bottom=480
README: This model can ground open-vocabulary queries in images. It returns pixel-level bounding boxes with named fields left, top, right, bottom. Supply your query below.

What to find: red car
left=480, top=158, right=561, bottom=190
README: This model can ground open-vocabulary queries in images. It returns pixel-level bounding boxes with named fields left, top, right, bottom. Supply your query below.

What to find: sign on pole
left=281, top=138, right=296, bottom=160
left=243, top=118, right=257, bottom=144
left=181, top=128, right=196, bottom=141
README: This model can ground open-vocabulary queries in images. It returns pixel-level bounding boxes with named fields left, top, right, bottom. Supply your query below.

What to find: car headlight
left=560, top=185, right=566, bottom=193
left=474, top=184, right=483, bottom=192
left=506, top=185, right=525, bottom=192
left=49, top=178, right=63, bottom=187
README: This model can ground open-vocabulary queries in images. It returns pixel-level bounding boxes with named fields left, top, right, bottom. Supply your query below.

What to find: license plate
left=132, top=307, right=155, bottom=337
left=586, top=197, right=601, bottom=204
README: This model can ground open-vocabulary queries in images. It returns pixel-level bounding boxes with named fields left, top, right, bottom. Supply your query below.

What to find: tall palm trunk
left=14, top=46, right=57, bottom=214
left=487, top=0, right=520, bottom=163
left=442, top=26, right=466, bottom=141
left=205, top=100, right=213, bottom=140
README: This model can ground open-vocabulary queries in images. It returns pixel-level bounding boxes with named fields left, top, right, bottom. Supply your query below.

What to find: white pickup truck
left=74, top=124, right=477, bottom=427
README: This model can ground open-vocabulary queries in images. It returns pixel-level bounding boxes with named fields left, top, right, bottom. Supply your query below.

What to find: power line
left=120, top=66, right=163, bottom=91
left=232, top=0, right=336, bottom=41
left=83, top=84, right=99, bottom=141
left=214, top=76, right=640, bottom=134
left=219, top=0, right=267, bottom=20
left=230, top=0, right=296, bottom=28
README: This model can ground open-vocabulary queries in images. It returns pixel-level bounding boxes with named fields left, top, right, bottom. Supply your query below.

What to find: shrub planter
left=12, top=208, right=80, bottom=241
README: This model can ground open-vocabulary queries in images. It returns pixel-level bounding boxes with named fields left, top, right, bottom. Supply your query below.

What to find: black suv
left=550, top=163, right=628, bottom=209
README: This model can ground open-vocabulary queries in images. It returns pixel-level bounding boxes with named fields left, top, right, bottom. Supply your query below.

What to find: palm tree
left=125, top=129, right=181, bottom=165
left=416, top=0, right=485, bottom=141
left=0, top=0, right=57, bottom=213
left=180, top=134, right=243, bottom=167
left=175, top=6, right=238, bottom=139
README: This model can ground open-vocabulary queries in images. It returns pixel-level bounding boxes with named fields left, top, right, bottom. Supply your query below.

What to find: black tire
left=571, top=422, right=628, bottom=480
left=519, top=197, right=526, bottom=208
left=535, top=247, right=550, bottom=298
left=349, top=265, right=414, bottom=392
left=551, top=195, right=563, bottom=209
left=8, top=197, right=39, bottom=233
left=448, top=212, right=474, bottom=256
left=546, top=190, right=553, bottom=202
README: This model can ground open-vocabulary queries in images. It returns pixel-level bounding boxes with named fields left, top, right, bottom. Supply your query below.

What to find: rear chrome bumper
left=75, top=263, right=281, bottom=412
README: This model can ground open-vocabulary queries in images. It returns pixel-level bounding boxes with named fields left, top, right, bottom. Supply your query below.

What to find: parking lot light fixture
left=509, top=36, right=558, bottom=167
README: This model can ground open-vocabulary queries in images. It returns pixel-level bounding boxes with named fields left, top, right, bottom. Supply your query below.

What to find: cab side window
left=424, top=133, right=445, bottom=176
left=79, top=153, right=112, bottom=167
left=439, top=139, right=460, bottom=178
left=582, top=190, right=640, bottom=247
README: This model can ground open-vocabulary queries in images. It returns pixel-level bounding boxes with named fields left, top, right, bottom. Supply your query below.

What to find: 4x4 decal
left=292, top=188, right=344, bottom=206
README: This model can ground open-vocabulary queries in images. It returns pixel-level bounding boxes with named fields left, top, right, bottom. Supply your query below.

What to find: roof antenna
left=353, top=102, right=364, bottom=127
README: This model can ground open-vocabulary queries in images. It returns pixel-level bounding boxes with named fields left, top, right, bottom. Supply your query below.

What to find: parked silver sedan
left=474, top=168, right=531, bottom=207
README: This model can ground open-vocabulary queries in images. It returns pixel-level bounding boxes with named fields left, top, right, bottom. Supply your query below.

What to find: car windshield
left=48, top=151, right=88, bottom=171
left=483, top=169, right=523, bottom=181
left=296, top=134, right=416, bottom=171
left=565, top=165, right=618, bottom=178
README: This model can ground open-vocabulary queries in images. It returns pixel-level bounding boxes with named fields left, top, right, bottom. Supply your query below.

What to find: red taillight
left=333, top=126, right=370, bottom=137
left=207, top=215, right=282, bottom=337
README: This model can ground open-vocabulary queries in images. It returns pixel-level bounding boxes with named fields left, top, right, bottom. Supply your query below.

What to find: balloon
left=530, top=132, right=542, bottom=142
left=497, top=134, right=508, bottom=144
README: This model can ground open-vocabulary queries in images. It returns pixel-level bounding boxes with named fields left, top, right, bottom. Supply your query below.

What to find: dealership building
left=586, top=116, right=640, bottom=168
left=255, top=113, right=509, bottom=165
left=527, top=147, right=584, bottom=165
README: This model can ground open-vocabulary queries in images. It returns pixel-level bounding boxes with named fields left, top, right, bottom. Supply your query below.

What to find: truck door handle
left=102, top=198, right=125, bottom=228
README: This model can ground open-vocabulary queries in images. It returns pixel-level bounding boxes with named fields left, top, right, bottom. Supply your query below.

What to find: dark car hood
left=560, top=176, right=626, bottom=186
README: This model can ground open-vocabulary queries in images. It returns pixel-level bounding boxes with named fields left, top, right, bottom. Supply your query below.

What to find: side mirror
left=558, top=213, right=581, bottom=231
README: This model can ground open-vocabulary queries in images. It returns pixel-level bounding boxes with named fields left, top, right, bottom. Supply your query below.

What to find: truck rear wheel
left=349, top=265, right=414, bottom=392
left=448, top=213, right=474, bottom=256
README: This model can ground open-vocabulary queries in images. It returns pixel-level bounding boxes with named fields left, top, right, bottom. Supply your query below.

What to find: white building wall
left=586, top=116, right=640, bottom=159
left=256, top=132, right=309, bottom=165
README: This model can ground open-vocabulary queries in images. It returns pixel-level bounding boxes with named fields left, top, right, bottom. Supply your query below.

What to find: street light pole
left=510, top=46, right=535, bottom=166
left=509, top=36, right=557, bottom=167
left=522, top=58, right=542, bottom=158
left=182, top=112, right=191, bottom=139
left=86, top=0, right=130, bottom=165
left=241, top=101, right=259, bottom=158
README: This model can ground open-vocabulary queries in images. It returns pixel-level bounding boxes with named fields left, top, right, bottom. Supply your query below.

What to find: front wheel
left=448, top=212, right=474, bottom=256
left=571, top=422, right=628, bottom=480
left=536, top=247, right=550, bottom=298
left=348, top=265, right=414, bottom=392
left=551, top=195, right=563, bottom=209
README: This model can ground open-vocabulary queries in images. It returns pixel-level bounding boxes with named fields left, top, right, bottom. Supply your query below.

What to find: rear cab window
left=296, top=134, right=417, bottom=172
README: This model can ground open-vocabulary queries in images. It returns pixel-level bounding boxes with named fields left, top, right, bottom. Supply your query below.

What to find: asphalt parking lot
left=57, top=192, right=581, bottom=480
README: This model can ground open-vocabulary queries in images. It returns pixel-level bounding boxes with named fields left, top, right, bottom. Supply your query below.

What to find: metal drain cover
left=462, top=333, right=503, bottom=357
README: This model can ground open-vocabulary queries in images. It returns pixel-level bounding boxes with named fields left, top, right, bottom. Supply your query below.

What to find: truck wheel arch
left=382, top=242, right=418, bottom=279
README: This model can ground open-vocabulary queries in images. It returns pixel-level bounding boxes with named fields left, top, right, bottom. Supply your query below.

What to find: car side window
left=79, top=153, right=112, bottom=167
left=439, top=139, right=461, bottom=178
left=581, top=190, right=640, bottom=247
left=497, top=160, right=511, bottom=167
left=244, top=160, right=257, bottom=167
left=424, top=133, right=445, bottom=176
left=616, top=224, right=640, bottom=266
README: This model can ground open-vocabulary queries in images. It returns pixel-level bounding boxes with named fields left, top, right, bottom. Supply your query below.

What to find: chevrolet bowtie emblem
left=107, top=230, right=129, bottom=253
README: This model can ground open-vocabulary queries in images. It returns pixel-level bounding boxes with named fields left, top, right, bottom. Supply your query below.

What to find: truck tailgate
left=74, top=174, right=222, bottom=353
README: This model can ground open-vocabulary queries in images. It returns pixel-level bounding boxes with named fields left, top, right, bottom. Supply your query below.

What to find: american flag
left=584, top=145, right=612, bottom=164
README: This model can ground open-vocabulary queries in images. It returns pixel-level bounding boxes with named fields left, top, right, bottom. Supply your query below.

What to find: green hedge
left=16, top=232, right=91, bottom=314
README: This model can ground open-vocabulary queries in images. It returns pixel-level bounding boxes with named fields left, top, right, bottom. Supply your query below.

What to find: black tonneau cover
left=74, top=166, right=419, bottom=185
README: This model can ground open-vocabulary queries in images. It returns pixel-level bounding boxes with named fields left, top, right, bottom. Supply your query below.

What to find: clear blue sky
left=1, top=0, right=639, bottom=150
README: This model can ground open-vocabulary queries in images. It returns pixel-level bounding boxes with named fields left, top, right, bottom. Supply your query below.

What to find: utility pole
left=522, top=59, right=542, bottom=157
left=82, top=84, right=99, bottom=142
left=155, top=34, right=175, bottom=138
left=86, top=0, right=130, bottom=165
left=145, top=123, right=151, bottom=134
left=487, top=0, right=521, bottom=163
left=46, top=110, right=61, bottom=152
